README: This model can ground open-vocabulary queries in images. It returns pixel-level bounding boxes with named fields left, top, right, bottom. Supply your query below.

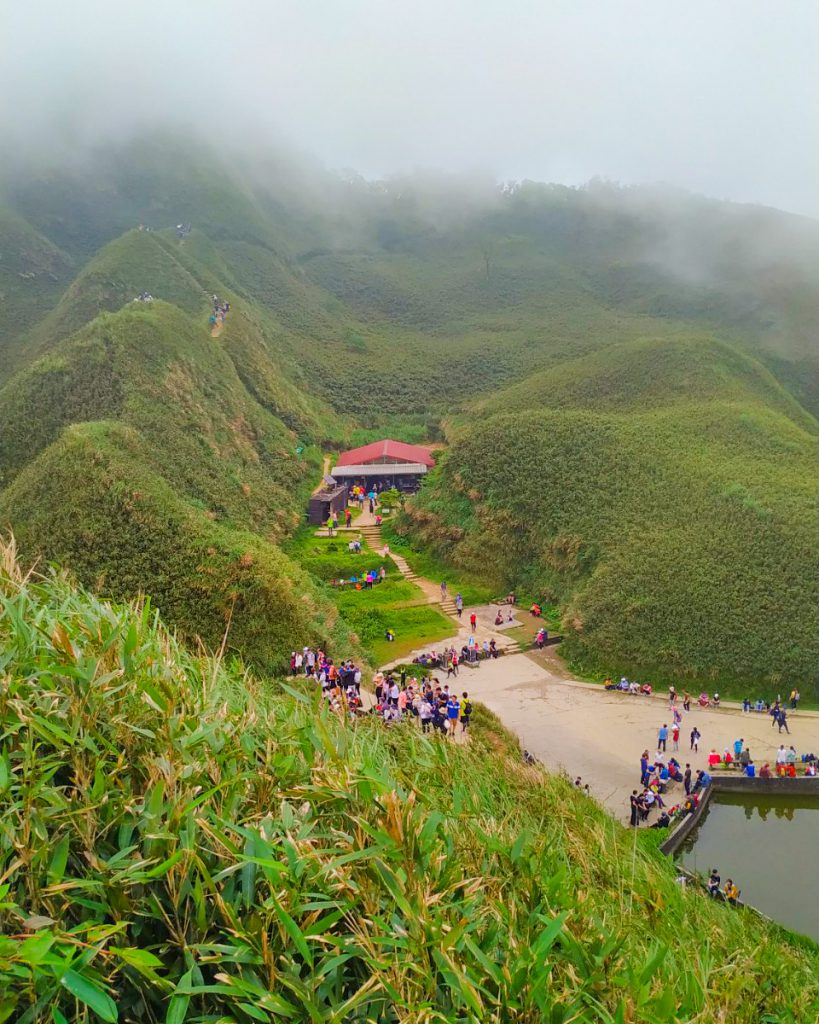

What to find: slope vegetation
left=1, top=553, right=817, bottom=1023
left=0, top=232, right=342, bottom=668
left=402, top=337, right=818, bottom=691
left=0, top=138, right=817, bottom=686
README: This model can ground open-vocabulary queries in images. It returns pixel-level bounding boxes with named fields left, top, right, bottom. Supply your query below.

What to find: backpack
left=463, top=701, right=473, bottom=717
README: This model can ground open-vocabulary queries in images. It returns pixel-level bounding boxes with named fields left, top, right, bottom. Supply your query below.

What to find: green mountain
left=403, top=338, right=817, bottom=687
left=1, top=551, right=817, bottom=1022
left=0, top=135, right=816, bottom=688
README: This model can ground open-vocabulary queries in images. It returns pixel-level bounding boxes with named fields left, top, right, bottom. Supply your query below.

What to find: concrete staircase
left=359, top=522, right=461, bottom=621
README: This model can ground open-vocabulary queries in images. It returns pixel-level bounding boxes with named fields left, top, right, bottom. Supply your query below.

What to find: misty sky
left=6, top=1, right=818, bottom=217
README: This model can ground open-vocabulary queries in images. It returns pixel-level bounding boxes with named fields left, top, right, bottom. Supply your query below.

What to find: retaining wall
left=660, top=775, right=819, bottom=856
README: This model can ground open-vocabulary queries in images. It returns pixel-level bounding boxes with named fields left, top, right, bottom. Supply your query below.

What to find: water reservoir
left=678, top=792, right=819, bottom=941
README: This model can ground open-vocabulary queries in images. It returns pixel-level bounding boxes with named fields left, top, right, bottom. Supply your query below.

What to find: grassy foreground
left=1, top=543, right=818, bottom=1023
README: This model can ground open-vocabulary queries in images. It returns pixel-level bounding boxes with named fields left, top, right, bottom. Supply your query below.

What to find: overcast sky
left=5, top=0, right=818, bottom=216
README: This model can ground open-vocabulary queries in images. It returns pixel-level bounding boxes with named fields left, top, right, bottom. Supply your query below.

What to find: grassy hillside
left=0, top=423, right=351, bottom=672
left=0, top=268, right=344, bottom=667
left=401, top=337, right=818, bottom=693
left=1, top=551, right=817, bottom=1023
left=0, top=205, right=74, bottom=376
left=0, top=136, right=817, bottom=689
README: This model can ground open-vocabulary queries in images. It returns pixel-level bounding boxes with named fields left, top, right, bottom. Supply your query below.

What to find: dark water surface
left=678, top=793, right=819, bottom=941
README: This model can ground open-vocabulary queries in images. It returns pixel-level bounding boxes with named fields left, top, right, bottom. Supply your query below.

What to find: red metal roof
left=335, top=439, right=436, bottom=468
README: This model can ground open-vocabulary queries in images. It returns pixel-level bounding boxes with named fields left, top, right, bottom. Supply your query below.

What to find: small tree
left=379, top=487, right=402, bottom=510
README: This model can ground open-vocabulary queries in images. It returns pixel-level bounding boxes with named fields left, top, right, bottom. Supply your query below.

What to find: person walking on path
left=469, top=611, right=477, bottom=632
left=684, top=764, right=692, bottom=795
left=690, top=726, right=701, bottom=752
left=455, top=593, right=463, bottom=618
left=777, top=709, right=790, bottom=734
left=658, top=723, right=669, bottom=752
left=440, top=581, right=448, bottom=600
left=671, top=722, right=680, bottom=751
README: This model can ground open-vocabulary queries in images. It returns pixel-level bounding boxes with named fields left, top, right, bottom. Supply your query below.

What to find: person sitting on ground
left=713, top=692, right=720, bottom=708
left=758, top=762, right=771, bottom=778
left=707, top=868, right=721, bottom=897
left=650, top=811, right=671, bottom=829
left=530, top=602, right=542, bottom=617
left=604, top=676, right=615, bottom=689
left=640, top=683, right=653, bottom=696
left=489, top=638, right=498, bottom=658
left=385, top=628, right=395, bottom=642
left=494, top=609, right=504, bottom=626
left=806, top=762, right=817, bottom=777
left=707, top=748, right=721, bottom=769
left=724, top=879, right=740, bottom=905
left=698, top=692, right=709, bottom=707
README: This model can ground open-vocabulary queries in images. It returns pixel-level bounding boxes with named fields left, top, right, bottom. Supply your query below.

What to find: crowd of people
left=289, top=647, right=475, bottom=737
left=410, top=638, right=502, bottom=672
left=630, top=685, right=814, bottom=830
left=209, top=294, right=230, bottom=328
left=372, top=671, right=473, bottom=735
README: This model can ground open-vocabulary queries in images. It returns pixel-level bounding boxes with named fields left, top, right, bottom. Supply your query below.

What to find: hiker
left=690, top=727, right=701, bottom=752
left=345, top=509, right=352, bottom=528
left=460, top=693, right=472, bottom=732
left=446, top=694, right=461, bottom=737
left=440, top=581, right=448, bottom=600
left=469, top=612, right=477, bottom=632
left=658, top=724, right=669, bottom=752
left=671, top=722, right=680, bottom=751
left=455, top=593, right=463, bottom=617
left=683, top=692, right=691, bottom=712
left=777, top=709, right=790, bottom=734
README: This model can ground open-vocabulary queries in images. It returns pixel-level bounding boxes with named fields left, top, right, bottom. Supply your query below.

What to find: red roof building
left=335, top=440, right=435, bottom=468
left=331, top=440, right=435, bottom=490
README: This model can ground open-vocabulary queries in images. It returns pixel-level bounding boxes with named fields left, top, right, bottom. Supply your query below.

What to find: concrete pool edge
left=660, top=775, right=819, bottom=856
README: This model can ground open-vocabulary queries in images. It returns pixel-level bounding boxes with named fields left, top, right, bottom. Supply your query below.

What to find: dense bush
left=1, top=548, right=817, bottom=1022
left=0, top=424, right=352, bottom=672
left=404, top=341, right=818, bottom=692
